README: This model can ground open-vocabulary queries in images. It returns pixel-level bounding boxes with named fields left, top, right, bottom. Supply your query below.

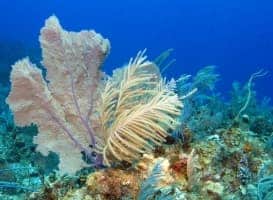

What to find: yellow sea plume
left=97, top=50, right=183, bottom=165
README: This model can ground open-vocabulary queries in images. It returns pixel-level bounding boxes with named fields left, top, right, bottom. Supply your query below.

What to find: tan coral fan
left=7, top=16, right=110, bottom=174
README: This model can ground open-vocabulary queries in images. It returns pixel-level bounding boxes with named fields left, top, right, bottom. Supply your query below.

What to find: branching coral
left=234, top=69, right=268, bottom=121
left=6, top=16, right=182, bottom=174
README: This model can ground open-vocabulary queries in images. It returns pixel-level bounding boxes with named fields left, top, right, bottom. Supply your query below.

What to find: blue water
left=0, top=0, right=272, bottom=99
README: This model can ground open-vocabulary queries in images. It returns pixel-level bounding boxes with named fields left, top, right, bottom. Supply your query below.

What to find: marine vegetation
left=0, top=16, right=273, bottom=199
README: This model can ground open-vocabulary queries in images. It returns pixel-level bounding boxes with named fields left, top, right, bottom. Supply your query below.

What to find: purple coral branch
left=43, top=102, right=102, bottom=165
left=84, top=50, right=101, bottom=122
left=42, top=102, right=87, bottom=152
left=86, top=77, right=97, bottom=121
left=68, top=69, right=97, bottom=150
left=32, top=81, right=95, bottom=162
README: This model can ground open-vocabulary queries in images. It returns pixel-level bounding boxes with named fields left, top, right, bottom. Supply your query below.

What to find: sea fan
left=97, top=50, right=183, bottom=165
left=6, top=16, right=110, bottom=173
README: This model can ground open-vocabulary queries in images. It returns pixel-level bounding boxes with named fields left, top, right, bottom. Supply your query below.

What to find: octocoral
left=7, top=16, right=110, bottom=174
left=6, top=16, right=182, bottom=174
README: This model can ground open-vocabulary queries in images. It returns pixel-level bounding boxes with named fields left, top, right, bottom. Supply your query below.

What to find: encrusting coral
left=6, top=15, right=182, bottom=174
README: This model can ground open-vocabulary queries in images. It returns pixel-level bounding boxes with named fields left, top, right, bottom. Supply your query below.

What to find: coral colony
left=0, top=16, right=273, bottom=199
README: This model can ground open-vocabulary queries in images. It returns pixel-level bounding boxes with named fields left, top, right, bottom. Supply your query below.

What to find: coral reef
left=0, top=15, right=272, bottom=200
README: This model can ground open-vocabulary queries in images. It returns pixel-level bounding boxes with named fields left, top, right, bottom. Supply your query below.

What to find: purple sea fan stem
left=85, top=74, right=98, bottom=122
left=44, top=103, right=100, bottom=165
left=42, top=101, right=87, bottom=152
left=68, top=70, right=97, bottom=149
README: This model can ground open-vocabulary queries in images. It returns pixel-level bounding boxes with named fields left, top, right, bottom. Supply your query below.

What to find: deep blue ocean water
left=0, top=0, right=272, bottom=100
